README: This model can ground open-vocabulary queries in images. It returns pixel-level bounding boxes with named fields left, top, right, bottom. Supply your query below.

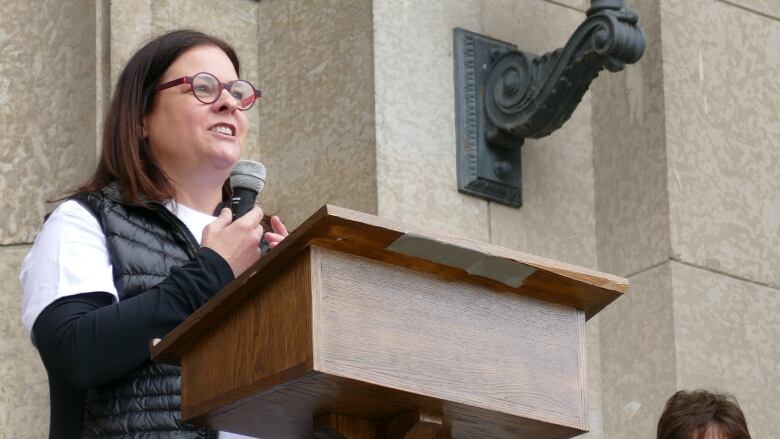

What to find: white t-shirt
left=20, top=200, right=216, bottom=334
left=19, top=200, right=254, bottom=439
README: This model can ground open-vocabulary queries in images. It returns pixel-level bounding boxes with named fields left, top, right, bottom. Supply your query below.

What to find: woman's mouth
left=208, top=123, right=235, bottom=136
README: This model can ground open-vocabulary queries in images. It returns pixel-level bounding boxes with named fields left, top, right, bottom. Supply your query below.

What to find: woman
left=20, top=30, right=286, bottom=438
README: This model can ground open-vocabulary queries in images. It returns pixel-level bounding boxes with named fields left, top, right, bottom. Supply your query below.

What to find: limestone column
left=593, top=0, right=780, bottom=438
left=0, top=1, right=97, bottom=435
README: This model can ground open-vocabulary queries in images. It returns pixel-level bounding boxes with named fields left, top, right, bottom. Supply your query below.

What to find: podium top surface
left=152, top=205, right=627, bottom=364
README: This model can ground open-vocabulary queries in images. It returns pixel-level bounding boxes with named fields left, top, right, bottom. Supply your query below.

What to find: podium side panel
left=314, top=247, right=587, bottom=430
left=180, top=249, right=315, bottom=420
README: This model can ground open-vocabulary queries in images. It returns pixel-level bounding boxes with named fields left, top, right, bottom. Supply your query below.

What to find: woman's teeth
left=210, top=126, right=233, bottom=136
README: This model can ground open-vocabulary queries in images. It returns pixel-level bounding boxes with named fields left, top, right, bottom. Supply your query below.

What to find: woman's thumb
left=213, top=207, right=233, bottom=227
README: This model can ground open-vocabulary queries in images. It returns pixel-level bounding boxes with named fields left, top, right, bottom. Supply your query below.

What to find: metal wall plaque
left=454, top=29, right=523, bottom=207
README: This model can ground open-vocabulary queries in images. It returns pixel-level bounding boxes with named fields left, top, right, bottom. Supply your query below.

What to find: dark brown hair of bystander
left=657, top=390, right=751, bottom=439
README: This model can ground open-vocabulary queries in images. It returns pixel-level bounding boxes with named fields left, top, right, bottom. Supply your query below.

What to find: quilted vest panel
left=72, top=188, right=216, bottom=439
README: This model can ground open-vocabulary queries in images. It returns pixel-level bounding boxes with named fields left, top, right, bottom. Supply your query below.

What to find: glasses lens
left=230, top=80, right=256, bottom=110
left=192, top=73, right=219, bottom=104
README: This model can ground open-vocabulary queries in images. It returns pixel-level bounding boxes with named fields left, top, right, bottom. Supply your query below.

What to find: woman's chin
left=210, top=146, right=242, bottom=169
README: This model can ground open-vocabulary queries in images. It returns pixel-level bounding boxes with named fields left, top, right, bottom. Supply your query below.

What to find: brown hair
left=657, top=390, right=751, bottom=439
left=78, top=29, right=239, bottom=204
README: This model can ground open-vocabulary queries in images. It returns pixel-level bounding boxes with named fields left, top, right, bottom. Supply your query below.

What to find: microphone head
left=230, top=160, right=266, bottom=194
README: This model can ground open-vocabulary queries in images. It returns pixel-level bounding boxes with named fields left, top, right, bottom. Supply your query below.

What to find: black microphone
left=229, top=160, right=266, bottom=220
left=230, top=160, right=269, bottom=253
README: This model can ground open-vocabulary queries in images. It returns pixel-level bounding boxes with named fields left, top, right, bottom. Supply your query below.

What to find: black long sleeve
left=32, top=246, right=234, bottom=389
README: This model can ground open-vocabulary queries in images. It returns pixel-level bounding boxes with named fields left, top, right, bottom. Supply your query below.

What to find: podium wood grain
left=172, top=247, right=587, bottom=437
left=152, top=205, right=627, bottom=438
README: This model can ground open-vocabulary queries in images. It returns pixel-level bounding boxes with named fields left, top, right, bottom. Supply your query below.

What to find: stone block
left=661, top=0, right=780, bottom=287
left=109, top=0, right=153, bottom=86
left=671, top=262, right=780, bottom=439
left=0, top=247, right=48, bottom=438
left=599, top=262, right=677, bottom=439
left=257, top=0, right=377, bottom=228
left=486, top=0, right=586, bottom=52
left=546, top=0, right=588, bottom=12
left=0, top=0, right=97, bottom=245
left=721, top=0, right=780, bottom=20
left=592, top=0, right=670, bottom=276
left=373, top=0, right=489, bottom=240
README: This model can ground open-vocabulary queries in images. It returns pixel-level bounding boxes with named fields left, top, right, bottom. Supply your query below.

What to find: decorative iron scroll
left=484, top=1, right=645, bottom=147
left=454, top=0, right=645, bottom=207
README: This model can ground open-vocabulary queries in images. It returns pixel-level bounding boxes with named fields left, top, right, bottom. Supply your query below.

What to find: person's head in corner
left=657, top=390, right=751, bottom=439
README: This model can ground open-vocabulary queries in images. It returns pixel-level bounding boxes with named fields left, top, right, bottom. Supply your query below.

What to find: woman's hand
left=201, top=207, right=263, bottom=276
left=264, top=215, right=289, bottom=248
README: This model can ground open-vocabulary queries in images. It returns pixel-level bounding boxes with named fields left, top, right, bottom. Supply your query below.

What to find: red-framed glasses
left=156, top=72, right=262, bottom=111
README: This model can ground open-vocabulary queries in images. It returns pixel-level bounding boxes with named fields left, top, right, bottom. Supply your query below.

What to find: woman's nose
left=213, top=88, right=239, bottom=112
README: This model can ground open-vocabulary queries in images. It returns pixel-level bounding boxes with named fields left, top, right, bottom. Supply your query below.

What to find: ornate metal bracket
left=454, top=0, right=645, bottom=207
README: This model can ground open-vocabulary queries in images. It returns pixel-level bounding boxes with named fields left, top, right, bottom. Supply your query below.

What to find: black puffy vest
left=72, top=186, right=216, bottom=438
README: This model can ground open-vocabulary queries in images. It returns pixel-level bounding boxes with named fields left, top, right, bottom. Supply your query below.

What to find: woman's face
left=144, top=45, right=248, bottom=184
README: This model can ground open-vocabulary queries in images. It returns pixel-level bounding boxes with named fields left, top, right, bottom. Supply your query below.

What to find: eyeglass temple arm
left=156, top=76, right=192, bottom=91
left=230, top=84, right=261, bottom=109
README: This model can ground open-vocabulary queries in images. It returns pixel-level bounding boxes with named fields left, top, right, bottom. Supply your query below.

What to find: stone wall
left=594, top=1, right=780, bottom=438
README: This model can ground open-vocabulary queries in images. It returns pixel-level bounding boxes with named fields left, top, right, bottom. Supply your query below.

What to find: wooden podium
left=151, top=206, right=627, bottom=439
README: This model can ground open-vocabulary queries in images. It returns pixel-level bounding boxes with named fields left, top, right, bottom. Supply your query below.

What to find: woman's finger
left=264, top=232, right=285, bottom=243
left=270, top=216, right=288, bottom=236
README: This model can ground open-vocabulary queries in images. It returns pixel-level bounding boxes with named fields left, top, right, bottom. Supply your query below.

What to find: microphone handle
left=230, top=187, right=270, bottom=253
left=230, top=187, right=258, bottom=220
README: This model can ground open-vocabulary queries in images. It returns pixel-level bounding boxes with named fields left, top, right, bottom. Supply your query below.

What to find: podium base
left=314, top=409, right=448, bottom=439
